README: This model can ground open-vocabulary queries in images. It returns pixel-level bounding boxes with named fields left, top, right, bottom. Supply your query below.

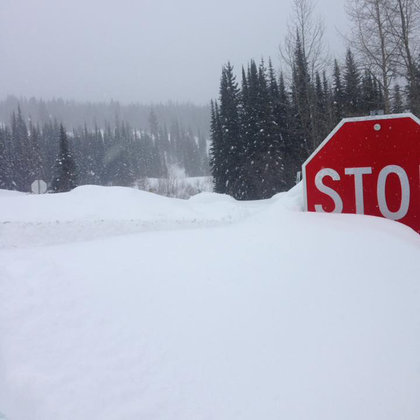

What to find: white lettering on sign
left=314, top=165, right=411, bottom=220
left=344, top=167, right=372, bottom=214
left=314, top=168, right=343, bottom=213
left=377, top=165, right=410, bottom=220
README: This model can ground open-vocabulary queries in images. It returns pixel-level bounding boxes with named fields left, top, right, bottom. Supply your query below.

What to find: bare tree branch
left=345, top=0, right=398, bottom=112
left=280, top=0, right=328, bottom=80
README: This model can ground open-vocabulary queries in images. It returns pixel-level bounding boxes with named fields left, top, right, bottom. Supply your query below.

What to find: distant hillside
left=0, top=96, right=211, bottom=192
left=0, top=95, right=210, bottom=134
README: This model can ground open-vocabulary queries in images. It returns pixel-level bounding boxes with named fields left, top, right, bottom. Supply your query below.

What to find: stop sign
left=302, top=113, right=420, bottom=234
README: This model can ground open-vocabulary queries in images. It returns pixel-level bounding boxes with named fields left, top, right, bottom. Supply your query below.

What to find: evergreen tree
left=90, top=124, right=105, bottom=184
left=182, top=130, right=201, bottom=177
left=11, top=107, right=30, bottom=191
left=332, top=59, right=344, bottom=123
left=0, top=127, right=13, bottom=189
left=218, top=62, right=242, bottom=197
left=277, top=72, right=295, bottom=188
left=267, top=63, right=288, bottom=192
left=290, top=34, right=314, bottom=178
left=104, top=145, right=134, bottom=186
left=322, top=71, right=335, bottom=133
left=360, top=70, right=376, bottom=114
left=51, top=124, right=77, bottom=192
left=255, top=60, right=284, bottom=198
left=148, top=108, right=159, bottom=140
left=343, top=49, right=361, bottom=116
left=313, top=71, right=330, bottom=144
left=197, top=130, right=209, bottom=175
left=239, top=60, right=261, bottom=199
left=212, top=60, right=288, bottom=199
left=209, top=100, right=225, bottom=193
left=40, top=119, right=61, bottom=184
left=373, top=78, right=385, bottom=111
left=392, top=84, right=404, bottom=113
left=28, top=120, right=43, bottom=183
left=407, top=57, right=420, bottom=115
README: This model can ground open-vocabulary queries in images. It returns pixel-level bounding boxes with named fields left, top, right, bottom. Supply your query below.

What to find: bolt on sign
left=302, top=114, right=420, bottom=234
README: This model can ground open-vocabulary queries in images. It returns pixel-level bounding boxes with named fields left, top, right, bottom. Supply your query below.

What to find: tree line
left=210, top=0, right=420, bottom=200
left=0, top=96, right=210, bottom=134
left=0, top=107, right=209, bottom=192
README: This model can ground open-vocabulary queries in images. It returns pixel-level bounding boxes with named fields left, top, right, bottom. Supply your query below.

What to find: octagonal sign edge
left=302, top=113, right=420, bottom=234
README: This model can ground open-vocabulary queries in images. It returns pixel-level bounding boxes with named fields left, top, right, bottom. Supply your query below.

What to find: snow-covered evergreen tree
left=217, top=63, right=242, bottom=197
left=332, top=59, right=345, bottom=123
left=392, top=84, right=404, bottom=113
left=0, top=126, right=13, bottom=189
left=343, top=49, right=362, bottom=116
left=51, top=124, right=77, bottom=192
left=209, top=100, right=224, bottom=193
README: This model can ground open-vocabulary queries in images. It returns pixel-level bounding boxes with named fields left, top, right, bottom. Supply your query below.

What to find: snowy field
left=0, top=185, right=419, bottom=420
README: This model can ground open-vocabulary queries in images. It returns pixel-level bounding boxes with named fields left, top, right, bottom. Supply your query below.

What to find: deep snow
left=0, top=185, right=419, bottom=420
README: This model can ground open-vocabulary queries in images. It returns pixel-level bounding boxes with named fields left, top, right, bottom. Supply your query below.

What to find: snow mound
left=1, top=185, right=186, bottom=223
left=188, top=191, right=236, bottom=203
left=0, top=189, right=26, bottom=197
left=0, top=186, right=273, bottom=248
left=0, top=185, right=264, bottom=224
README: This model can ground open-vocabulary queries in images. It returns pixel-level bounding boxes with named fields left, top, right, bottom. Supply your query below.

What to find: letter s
left=314, top=168, right=343, bottom=213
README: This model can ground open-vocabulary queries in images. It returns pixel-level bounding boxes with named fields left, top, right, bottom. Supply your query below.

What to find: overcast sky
left=0, top=0, right=348, bottom=105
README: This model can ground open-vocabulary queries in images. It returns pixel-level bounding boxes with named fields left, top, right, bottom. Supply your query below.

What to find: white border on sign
left=301, top=113, right=420, bottom=212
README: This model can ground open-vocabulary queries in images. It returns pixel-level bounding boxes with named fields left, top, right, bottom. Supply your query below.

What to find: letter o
left=377, top=165, right=410, bottom=220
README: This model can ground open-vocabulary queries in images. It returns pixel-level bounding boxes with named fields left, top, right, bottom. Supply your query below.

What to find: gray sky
left=0, top=0, right=348, bottom=105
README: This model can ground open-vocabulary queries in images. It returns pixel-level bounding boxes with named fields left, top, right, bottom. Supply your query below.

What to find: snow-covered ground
left=0, top=185, right=419, bottom=420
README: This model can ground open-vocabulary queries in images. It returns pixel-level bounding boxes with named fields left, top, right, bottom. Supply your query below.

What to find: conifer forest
left=210, top=0, right=420, bottom=200
left=0, top=98, right=210, bottom=192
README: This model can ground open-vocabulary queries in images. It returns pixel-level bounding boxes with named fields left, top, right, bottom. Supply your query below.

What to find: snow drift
left=0, top=185, right=419, bottom=420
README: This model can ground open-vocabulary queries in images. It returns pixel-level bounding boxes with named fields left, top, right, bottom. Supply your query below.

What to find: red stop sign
left=302, top=114, right=420, bottom=234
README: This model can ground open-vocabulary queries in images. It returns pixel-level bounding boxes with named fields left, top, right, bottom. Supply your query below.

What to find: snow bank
left=0, top=190, right=25, bottom=198
left=0, top=185, right=265, bottom=224
left=0, top=186, right=269, bottom=248
left=0, top=185, right=419, bottom=420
